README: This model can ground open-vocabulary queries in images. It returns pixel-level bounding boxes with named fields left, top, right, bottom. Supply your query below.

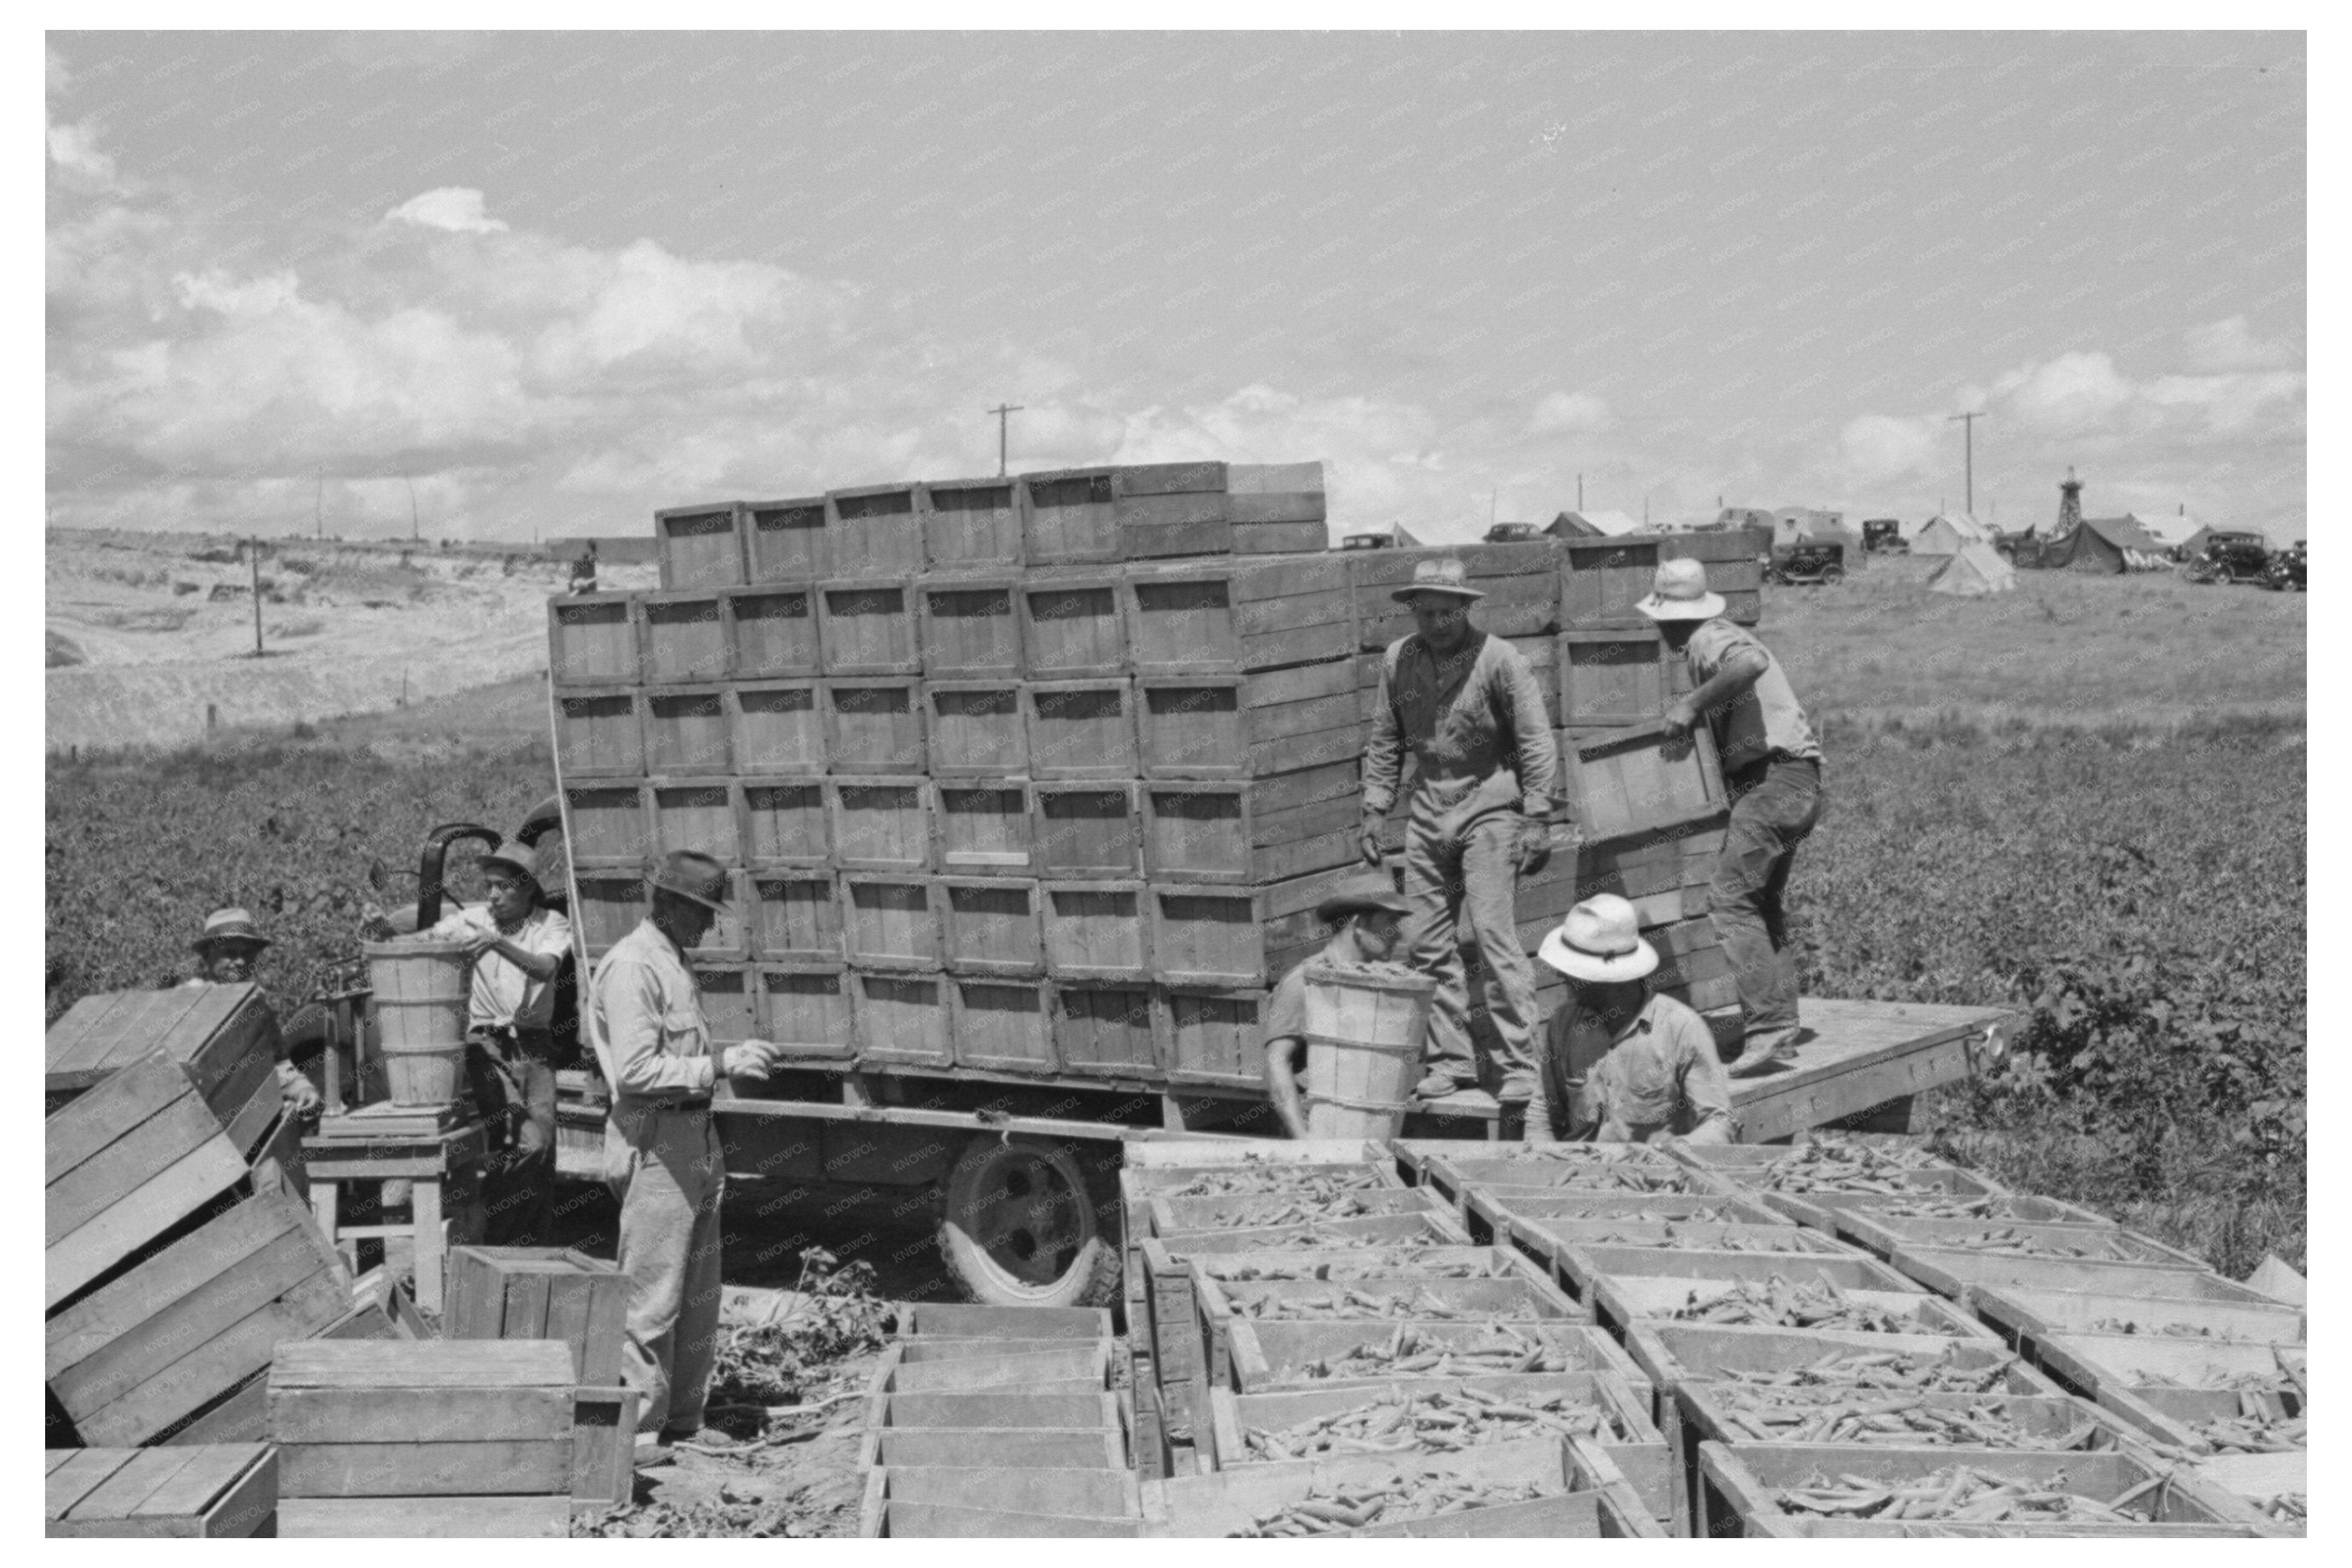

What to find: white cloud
left=1527, top=391, right=1611, bottom=435
left=1836, top=413, right=1941, bottom=483
left=47, top=121, right=119, bottom=190
left=385, top=188, right=510, bottom=235
left=1992, top=351, right=2136, bottom=437
left=2181, top=315, right=2300, bottom=374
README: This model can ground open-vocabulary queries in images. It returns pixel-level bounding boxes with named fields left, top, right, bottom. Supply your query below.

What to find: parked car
left=1766, top=541, right=1845, bottom=586
left=2178, top=532, right=2273, bottom=586
left=1862, top=519, right=1907, bottom=554
left=2264, top=540, right=2306, bottom=591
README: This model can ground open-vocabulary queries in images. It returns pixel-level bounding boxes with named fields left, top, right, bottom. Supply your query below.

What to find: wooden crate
left=816, top=577, right=921, bottom=674
left=1835, top=1213, right=2181, bottom=1266
left=743, top=496, right=829, bottom=584
left=1559, top=628, right=1670, bottom=726
left=2027, top=1334, right=2304, bottom=1444
left=1193, top=1272, right=1588, bottom=1388
left=727, top=586, right=822, bottom=679
left=1159, top=985, right=1267, bottom=1088
left=45, top=1444, right=277, bottom=1538
left=750, top=872, right=843, bottom=961
left=1549, top=1242, right=1909, bottom=1304
left=441, top=1247, right=626, bottom=1383
left=655, top=502, right=746, bottom=588
left=1226, top=469, right=1327, bottom=555
left=939, top=877, right=1044, bottom=976
left=552, top=688, right=644, bottom=779
left=1117, top=488, right=1231, bottom=560
left=1226, top=1319, right=1651, bottom=1400
left=1019, top=572, right=1127, bottom=678
left=647, top=779, right=741, bottom=864
left=1021, top=468, right=1120, bottom=562
left=922, top=477, right=1024, bottom=569
left=754, top=963, right=857, bottom=1060
left=267, top=1339, right=576, bottom=1502
left=643, top=685, right=733, bottom=776
left=1032, top=782, right=1140, bottom=876
left=1600, top=1274, right=1992, bottom=1345
left=823, top=679, right=926, bottom=773
left=639, top=588, right=729, bottom=685
left=1561, top=536, right=1664, bottom=627
left=45, top=980, right=279, bottom=1124
left=1509, top=1218, right=1844, bottom=1295
left=1049, top=981, right=1162, bottom=1078
left=1561, top=722, right=1725, bottom=846
left=951, top=977, right=1058, bottom=1074
left=46, top=1186, right=350, bottom=1447
left=46, top=1049, right=264, bottom=1312
left=1024, top=679, right=1140, bottom=779
left=546, top=595, right=638, bottom=686
left=570, top=869, right=645, bottom=957
left=829, top=777, right=931, bottom=872
left=1968, top=1281, right=2303, bottom=1349
left=569, top=1385, right=639, bottom=1513
left=1125, top=554, right=1353, bottom=674
left=853, top=971, right=953, bottom=1067
left=1140, top=764, right=1360, bottom=884
left=934, top=782, right=1035, bottom=877
left=729, top=680, right=827, bottom=775
left=278, top=1495, right=572, bottom=1537
left=1895, top=1249, right=2269, bottom=1308
left=1136, top=660, right=1361, bottom=779
left=1352, top=540, right=1564, bottom=650
left=919, top=575, right=1023, bottom=675
left=1041, top=881, right=1149, bottom=980
left=1152, top=863, right=1364, bottom=988
left=825, top=483, right=926, bottom=575
left=741, top=780, right=829, bottom=868
left=694, top=964, right=760, bottom=1046
left=1571, top=822, right=1722, bottom=928
left=924, top=682, right=1025, bottom=776
left=559, top=783, right=651, bottom=868
left=1670, top=1380, right=2148, bottom=1482
left=841, top=875, right=944, bottom=970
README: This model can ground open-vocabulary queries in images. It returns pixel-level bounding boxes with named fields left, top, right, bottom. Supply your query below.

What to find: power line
left=1948, top=411, right=1985, bottom=515
left=985, top=404, right=1024, bottom=478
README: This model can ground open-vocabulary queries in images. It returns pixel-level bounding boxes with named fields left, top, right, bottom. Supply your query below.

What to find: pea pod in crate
left=1674, top=1380, right=2146, bottom=1453
left=1226, top=1318, right=1653, bottom=1405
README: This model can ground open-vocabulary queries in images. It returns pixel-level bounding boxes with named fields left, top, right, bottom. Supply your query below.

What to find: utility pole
left=1489, top=490, right=1498, bottom=530
left=1948, top=412, right=1984, bottom=515
left=405, top=472, right=420, bottom=541
left=249, top=537, right=264, bottom=656
left=1577, top=473, right=1584, bottom=511
left=315, top=469, right=323, bottom=539
left=985, top=404, right=1024, bottom=477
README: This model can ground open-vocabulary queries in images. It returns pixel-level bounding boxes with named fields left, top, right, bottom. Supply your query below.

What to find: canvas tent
left=2129, top=511, right=2199, bottom=552
left=2064, top=516, right=2171, bottom=573
left=1928, top=540, right=2018, bottom=597
left=1548, top=508, right=1642, bottom=537
left=1547, top=511, right=1603, bottom=538
left=1912, top=512, right=1993, bottom=556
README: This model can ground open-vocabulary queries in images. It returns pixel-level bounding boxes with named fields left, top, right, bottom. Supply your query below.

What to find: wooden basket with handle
left=1299, top=962, right=1436, bottom=1140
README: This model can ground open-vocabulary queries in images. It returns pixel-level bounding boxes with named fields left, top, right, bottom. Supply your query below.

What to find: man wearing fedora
left=1528, top=896, right=1732, bottom=1144
left=585, top=850, right=783, bottom=1465
left=1638, top=557, right=1824, bottom=1077
left=1259, top=875, right=1415, bottom=1138
left=1361, top=556, right=1560, bottom=1104
left=184, top=907, right=325, bottom=1116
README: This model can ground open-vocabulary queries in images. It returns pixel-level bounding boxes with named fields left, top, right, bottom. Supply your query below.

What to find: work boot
left=632, top=1433, right=675, bottom=1469
left=661, top=1425, right=737, bottom=1450
left=1415, top=1069, right=1478, bottom=1100
left=1725, top=1030, right=1796, bottom=1078
left=1495, top=1072, right=1538, bottom=1104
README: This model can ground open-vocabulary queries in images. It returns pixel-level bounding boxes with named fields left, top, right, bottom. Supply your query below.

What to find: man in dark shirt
left=1260, top=877, right=1413, bottom=1138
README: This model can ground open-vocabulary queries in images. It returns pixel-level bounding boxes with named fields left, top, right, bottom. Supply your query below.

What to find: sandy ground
left=45, top=530, right=654, bottom=752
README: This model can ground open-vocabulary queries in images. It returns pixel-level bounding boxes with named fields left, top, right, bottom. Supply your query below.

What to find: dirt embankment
left=45, top=530, right=654, bottom=752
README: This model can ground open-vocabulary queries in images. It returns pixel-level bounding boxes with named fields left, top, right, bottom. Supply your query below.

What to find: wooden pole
left=251, top=538, right=263, bottom=655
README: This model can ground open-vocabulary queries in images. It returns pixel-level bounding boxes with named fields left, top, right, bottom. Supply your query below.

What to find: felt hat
left=649, top=850, right=730, bottom=912
left=192, top=907, right=271, bottom=953
left=1536, top=896, right=1659, bottom=983
left=1634, top=557, right=1727, bottom=621
left=1391, top=557, right=1486, bottom=604
left=532, top=833, right=571, bottom=907
left=478, top=847, right=540, bottom=887
left=514, top=793, right=565, bottom=849
left=1314, top=875, right=1413, bottom=927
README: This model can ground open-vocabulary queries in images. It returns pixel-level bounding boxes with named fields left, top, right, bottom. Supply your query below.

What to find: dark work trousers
left=466, top=1028, right=559, bottom=1247
left=1707, top=757, right=1823, bottom=1047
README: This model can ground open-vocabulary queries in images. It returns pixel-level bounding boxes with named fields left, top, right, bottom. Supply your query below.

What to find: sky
left=45, top=30, right=2307, bottom=546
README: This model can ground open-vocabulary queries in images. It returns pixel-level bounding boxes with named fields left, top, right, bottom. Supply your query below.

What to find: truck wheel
left=937, top=1135, right=1121, bottom=1309
left=1820, top=566, right=1845, bottom=585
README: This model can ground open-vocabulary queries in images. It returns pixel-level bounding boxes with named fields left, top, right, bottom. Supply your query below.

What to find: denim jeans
left=464, top=1034, right=558, bottom=1248
left=1402, top=808, right=1540, bottom=1089
left=606, top=1109, right=726, bottom=1435
left=1707, top=757, right=1822, bottom=1042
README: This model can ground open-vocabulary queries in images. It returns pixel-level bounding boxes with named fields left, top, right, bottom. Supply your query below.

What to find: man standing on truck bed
left=1260, top=876, right=1414, bottom=1138
left=586, top=850, right=782, bottom=1467
left=1639, top=558, right=1824, bottom=1076
left=1360, top=556, right=1559, bottom=1106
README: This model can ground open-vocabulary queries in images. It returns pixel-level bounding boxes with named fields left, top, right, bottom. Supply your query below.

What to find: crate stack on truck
left=1370, top=1133, right=2301, bottom=1537
left=547, top=459, right=1766, bottom=1099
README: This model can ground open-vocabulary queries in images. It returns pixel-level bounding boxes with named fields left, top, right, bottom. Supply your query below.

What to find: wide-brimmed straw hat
left=192, top=907, right=270, bottom=953
left=477, top=847, right=540, bottom=888
left=1314, top=875, right=1413, bottom=927
left=1391, top=557, right=1486, bottom=604
left=649, top=850, right=730, bottom=912
left=1536, top=896, right=1659, bottom=983
left=1634, top=557, right=1726, bottom=621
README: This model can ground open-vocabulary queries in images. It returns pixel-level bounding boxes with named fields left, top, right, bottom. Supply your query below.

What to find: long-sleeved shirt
left=425, top=903, right=573, bottom=1032
left=1527, top=989, right=1733, bottom=1144
left=585, top=919, right=715, bottom=1124
left=1362, top=631, right=1558, bottom=827
left=1681, top=619, right=1821, bottom=773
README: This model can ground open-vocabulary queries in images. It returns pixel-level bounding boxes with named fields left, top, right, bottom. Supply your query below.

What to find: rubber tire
left=1820, top=566, right=1845, bottom=585
left=936, top=1134, right=1122, bottom=1309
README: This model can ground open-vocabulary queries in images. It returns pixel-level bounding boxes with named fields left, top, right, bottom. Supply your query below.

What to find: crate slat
left=921, top=479, right=1025, bottom=570
left=825, top=485, right=925, bottom=576
left=729, top=681, right=827, bottom=775
left=1024, top=680, right=1140, bottom=779
left=918, top=575, right=1023, bottom=675
left=743, top=497, right=829, bottom=584
left=655, top=502, right=747, bottom=589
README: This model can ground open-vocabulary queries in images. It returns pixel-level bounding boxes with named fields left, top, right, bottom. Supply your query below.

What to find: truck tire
left=937, top=1134, right=1122, bottom=1309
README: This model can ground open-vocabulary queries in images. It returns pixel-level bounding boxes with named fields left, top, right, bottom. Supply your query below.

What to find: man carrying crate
left=1639, top=558, right=1824, bottom=1076
left=1360, top=556, right=1560, bottom=1106
left=1260, top=876, right=1414, bottom=1138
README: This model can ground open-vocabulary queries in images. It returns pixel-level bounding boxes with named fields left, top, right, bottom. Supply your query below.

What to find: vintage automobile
left=1766, top=541, right=1845, bottom=585
left=2178, top=531, right=2273, bottom=585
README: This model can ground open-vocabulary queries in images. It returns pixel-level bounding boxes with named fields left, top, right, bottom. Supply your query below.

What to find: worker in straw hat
left=1637, top=557, right=1823, bottom=1077
left=585, top=850, right=783, bottom=1467
left=1260, top=874, right=1415, bottom=1138
left=1528, top=896, right=1732, bottom=1145
left=183, top=907, right=325, bottom=1116
left=1360, top=555, right=1560, bottom=1106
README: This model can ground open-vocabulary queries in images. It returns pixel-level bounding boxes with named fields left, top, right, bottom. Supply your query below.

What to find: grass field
left=43, top=558, right=2306, bottom=1275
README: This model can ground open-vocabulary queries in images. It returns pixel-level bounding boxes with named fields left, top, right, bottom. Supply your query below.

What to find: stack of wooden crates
left=548, top=460, right=1764, bottom=1085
